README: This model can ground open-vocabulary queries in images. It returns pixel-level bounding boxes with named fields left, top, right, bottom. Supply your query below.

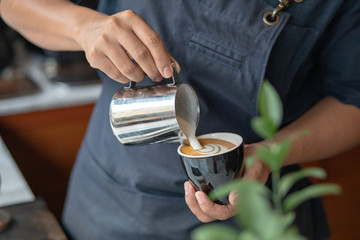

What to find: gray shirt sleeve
left=319, top=1, right=360, bottom=108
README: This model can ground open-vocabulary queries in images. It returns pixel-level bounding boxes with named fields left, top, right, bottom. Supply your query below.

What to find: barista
left=1, top=1, right=359, bottom=240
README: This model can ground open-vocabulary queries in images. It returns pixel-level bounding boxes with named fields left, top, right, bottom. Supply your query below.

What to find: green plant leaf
left=279, top=168, right=327, bottom=197
left=191, top=224, right=238, bottom=240
left=269, top=140, right=291, bottom=169
left=278, top=227, right=307, bottom=240
left=254, top=140, right=291, bottom=171
left=209, top=181, right=284, bottom=239
left=234, top=181, right=282, bottom=239
left=209, top=179, right=272, bottom=202
left=283, top=183, right=342, bottom=212
left=221, top=181, right=302, bottom=239
left=245, top=155, right=257, bottom=169
left=238, top=231, right=261, bottom=240
left=287, top=129, right=310, bottom=142
left=256, top=145, right=278, bottom=170
left=251, top=117, right=276, bottom=139
left=280, top=212, right=296, bottom=229
left=258, top=79, right=283, bottom=128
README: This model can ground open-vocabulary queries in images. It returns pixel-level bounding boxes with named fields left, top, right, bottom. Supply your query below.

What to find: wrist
left=70, top=6, right=108, bottom=50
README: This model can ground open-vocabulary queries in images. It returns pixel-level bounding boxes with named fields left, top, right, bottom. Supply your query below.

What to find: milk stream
left=188, top=135, right=202, bottom=150
left=177, top=117, right=202, bottom=149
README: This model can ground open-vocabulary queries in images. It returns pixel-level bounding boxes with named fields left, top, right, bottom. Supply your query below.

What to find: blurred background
left=0, top=1, right=101, bottom=238
left=0, top=2, right=359, bottom=239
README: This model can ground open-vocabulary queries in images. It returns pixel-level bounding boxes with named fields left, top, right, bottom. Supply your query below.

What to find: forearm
left=0, top=0, right=104, bottom=51
left=274, top=97, right=360, bottom=166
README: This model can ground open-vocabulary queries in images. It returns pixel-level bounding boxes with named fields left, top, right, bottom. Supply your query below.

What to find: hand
left=184, top=143, right=271, bottom=223
left=76, top=10, right=178, bottom=83
left=242, top=143, right=271, bottom=184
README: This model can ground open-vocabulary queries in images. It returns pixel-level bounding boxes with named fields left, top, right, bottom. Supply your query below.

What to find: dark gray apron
left=62, top=1, right=329, bottom=239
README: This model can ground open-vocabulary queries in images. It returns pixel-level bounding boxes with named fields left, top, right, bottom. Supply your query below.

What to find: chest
left=98, top=0, right=343, bottom=117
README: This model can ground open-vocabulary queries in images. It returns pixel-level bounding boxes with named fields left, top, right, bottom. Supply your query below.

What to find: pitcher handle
left=125, top=61, right=178, bottom=89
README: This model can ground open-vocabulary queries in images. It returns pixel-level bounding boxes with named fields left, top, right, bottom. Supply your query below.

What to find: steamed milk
left=177, top=116, right=202, bottom=149
left=180, top=138, right=236, bottom=156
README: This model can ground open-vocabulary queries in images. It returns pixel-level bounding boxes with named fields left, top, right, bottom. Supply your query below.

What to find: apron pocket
left=187, top=33, right=245, bottom=71
left=175, top=0, right=291, bottom=115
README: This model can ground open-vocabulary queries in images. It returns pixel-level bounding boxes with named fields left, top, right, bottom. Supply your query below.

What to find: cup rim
left=177, top=132, right=243, bottom=158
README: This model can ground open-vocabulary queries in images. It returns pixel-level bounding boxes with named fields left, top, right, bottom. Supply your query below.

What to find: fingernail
left=163, top=66, right=172, bottom=78
left=155, top=76, right=163, bottom=82
left=184, top=183, right=189, bottom=196
left=195, top=192, right=204, bottom=204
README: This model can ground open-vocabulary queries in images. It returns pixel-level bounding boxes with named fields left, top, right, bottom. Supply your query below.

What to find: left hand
left=184, top=143, right=271, bottom=223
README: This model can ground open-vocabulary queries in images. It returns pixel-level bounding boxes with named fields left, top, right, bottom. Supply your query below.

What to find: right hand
left=76, top=10, right=178, bottom=83
left=184, top=143, right=271, bottom=223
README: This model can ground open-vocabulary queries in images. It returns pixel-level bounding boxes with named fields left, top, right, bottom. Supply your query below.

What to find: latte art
left=195, top=144, right=228, bottom=155
left=180, top=138, right=236, bottom=156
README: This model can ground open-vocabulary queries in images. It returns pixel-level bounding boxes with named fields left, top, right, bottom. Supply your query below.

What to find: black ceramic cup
left=178, top=132, right=244, bottom=204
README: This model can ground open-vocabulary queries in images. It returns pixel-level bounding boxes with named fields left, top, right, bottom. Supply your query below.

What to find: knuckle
left=105, top=16, right=120, bottom=30
left=88, top=46, right=99, bottom=57
left=145, top=32, right=161, bottom=46
left=121, top=10, right=136, bottom=19
left=97, top=33, right=108, bottom=44
left=87, top=60, right=97, bottom=69
left=108, top=70, right=122, bottom=81
left=87, top=46, right=104, bottom=63
left=134, top=48, right=150, bottom=61
left=156, top=54, right=171, bottom=64
left=85, top=53, right=96, bottom=68
left=132, top=76, right=145, bottom=83
left=120, top=64, right=136, bottom=76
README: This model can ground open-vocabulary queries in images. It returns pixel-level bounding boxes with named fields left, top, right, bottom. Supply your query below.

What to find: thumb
left=228, top=191, right=238, bottom=206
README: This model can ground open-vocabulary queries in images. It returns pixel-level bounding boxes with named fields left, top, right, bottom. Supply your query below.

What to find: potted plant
left=192, top=80, right=341, bottom=240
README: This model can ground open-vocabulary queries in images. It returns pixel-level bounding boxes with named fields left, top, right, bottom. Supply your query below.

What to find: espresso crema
left=180, top=138, right=236, bottom=156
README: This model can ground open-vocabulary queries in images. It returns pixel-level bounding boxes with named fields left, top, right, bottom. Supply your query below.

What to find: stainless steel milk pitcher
left=109, top=63, right=199, bottom=145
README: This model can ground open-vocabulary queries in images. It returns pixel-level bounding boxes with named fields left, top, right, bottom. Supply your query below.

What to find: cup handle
left=125, top=61, right=178, bottom=89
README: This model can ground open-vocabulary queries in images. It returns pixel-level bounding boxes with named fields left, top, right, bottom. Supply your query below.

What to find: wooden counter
left=0, top=198, right=68, bottom=239
left=0, top=104, right=94, bottom=220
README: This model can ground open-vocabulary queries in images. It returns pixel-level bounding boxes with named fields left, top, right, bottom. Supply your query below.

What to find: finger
left=132, top=17, right=173, bottom=78
left=108, top=10, right=162, bottom=80
left=195, top=191, right=236, bottom=220
left=118, top=30, right=163, bottom=81
left=94, top=55, right=129, bottom=83
left=169, top=55, right=181, bottom=74
left=104, top=42, right=146, bottom=82
left=228, top=191, right=238, bottom=206
left=184, top=181, right=216, bottom=223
